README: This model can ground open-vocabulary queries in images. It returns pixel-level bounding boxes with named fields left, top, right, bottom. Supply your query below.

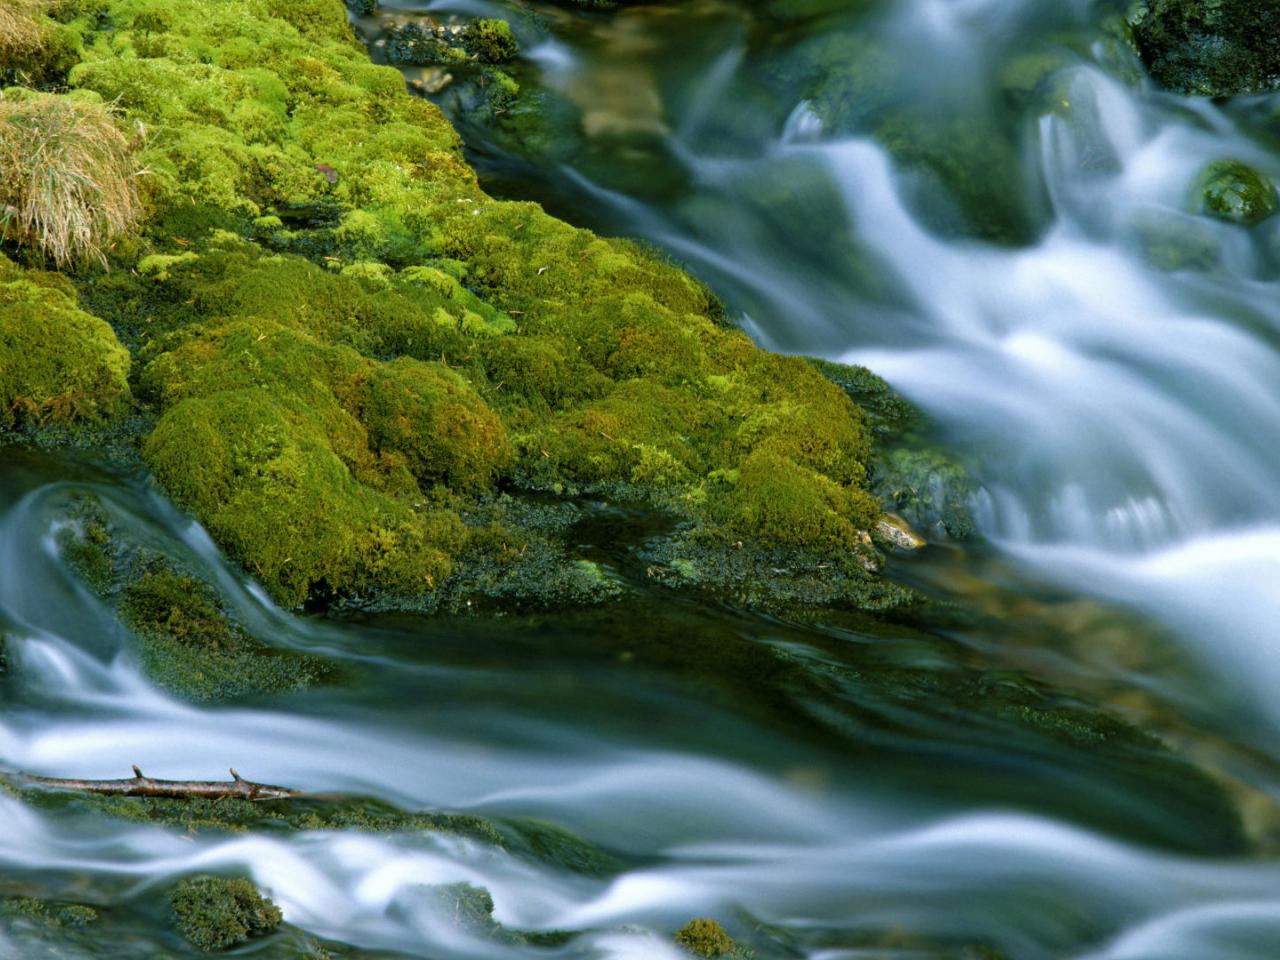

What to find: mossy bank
left=0, top=0, right=928, bottom=615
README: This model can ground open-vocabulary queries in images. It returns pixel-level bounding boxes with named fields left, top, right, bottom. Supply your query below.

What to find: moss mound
left=676, top=918, right=744, bottom=958
left=1128, top=0, right=1280, bottom=97
left=171, top=875, right=282, bottom=952
left=0, top=258, right=131, bottom=427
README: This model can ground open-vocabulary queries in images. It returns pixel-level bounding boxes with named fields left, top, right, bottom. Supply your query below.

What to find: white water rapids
left=5, top=0, right=1280, bottom=957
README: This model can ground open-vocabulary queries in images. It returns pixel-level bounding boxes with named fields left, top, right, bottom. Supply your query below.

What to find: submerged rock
left=56, top=495, right=337, bottom=701
left=1195, top=159, right=1278, bottom=225
left=1128, top=0, right=1280, bottom=97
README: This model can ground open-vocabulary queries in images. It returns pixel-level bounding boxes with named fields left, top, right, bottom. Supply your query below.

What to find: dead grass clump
left=0, top=95, right=143, bottom=267
left=0, top=0, right=50, bottom=56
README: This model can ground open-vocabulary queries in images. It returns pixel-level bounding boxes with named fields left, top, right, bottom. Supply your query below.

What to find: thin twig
left=21, top=766, right=299, bottom=801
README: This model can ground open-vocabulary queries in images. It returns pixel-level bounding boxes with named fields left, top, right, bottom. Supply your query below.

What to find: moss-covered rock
left=1128, top=0, right=1280, bottom=97
left=0, top=259, right=131, bottom=427
left=18, top=0, right=891, bottom=612
left=0, top=897, right=98, bottom=929
left=1195, top=159, right=1278, bottom=225
left=464, top=19, right=518, bottom=63
left=171, top=875, right=282, bottom=952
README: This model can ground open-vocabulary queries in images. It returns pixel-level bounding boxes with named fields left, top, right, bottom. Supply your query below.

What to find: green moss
left=464, top=19, right=518, bottom=64
left=676, top=918, right=742, bottom=959
left=33, top=0, right=891, bottom=612
left=1129, top=0, right=1280, bottom=97
left=0, top=897, right=99, bottom=928
left=358, top=357, right=509, bottom=494
left=1195, top=159, right=1278, bottom=225
left=120, top=566, right=335, bottom=701
left=0, top=11, right=82, bottom=89
left=0, top=266, right=131, bottom=428
left=171, top=875, right=282, bottom=952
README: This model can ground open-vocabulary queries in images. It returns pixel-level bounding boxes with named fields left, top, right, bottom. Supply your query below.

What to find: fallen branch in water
left=22, top=766, right=299, bottom=801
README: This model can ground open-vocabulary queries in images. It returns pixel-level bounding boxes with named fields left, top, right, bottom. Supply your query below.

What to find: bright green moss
left=710, top=448, right=880, bottom=551
left=142, top=385, right=463, bottom=606
left=45, top=0, right=887, bottom=610
left=0, top=268, right=131, bottom=427
left=171, top=875, right=282, bottom=952
left=1195, top=159, right=1278, bottom=225
left=358, top=358, right=510, bottom=494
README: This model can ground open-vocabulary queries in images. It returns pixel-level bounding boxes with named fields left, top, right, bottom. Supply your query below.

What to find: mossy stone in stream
left=41, top=0, right=889, bottom=613
left=1195, top=160, right=1278, bottom=225
left=18, top=786, right=626, bottom=877
left=676, top=918, right=746, bottom=958
left=1128, top=0, right=1280, bottom=97
left=0, top=259, right=132, bottom=429
left=171, top=875, right=282, bottom=952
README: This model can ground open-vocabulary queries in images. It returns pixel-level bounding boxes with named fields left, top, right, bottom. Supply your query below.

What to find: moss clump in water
left=0, top=897, right=98, bottom=928
left=0, top=258, right=131, bottom=429
left=464, top=19, right=518, bottom=63
left=171, top=875, right=282, bottom=952
left=1195, top=160, right=1278, bottom=225
left=676, top=918, right=744, bottom=958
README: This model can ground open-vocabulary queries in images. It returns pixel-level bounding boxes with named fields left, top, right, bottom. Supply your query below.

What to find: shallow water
left=6, top=0, right=1280, bottom=957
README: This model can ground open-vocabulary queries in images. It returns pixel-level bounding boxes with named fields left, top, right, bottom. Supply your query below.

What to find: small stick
left=22, top=766, right=299, bottom=801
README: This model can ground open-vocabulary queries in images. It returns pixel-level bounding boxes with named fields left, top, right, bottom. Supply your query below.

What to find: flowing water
left=6, top=0, right=1280, bottom=956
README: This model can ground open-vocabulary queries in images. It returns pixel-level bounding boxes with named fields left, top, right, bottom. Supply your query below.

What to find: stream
left=5, top=0, right=1280, bottom=956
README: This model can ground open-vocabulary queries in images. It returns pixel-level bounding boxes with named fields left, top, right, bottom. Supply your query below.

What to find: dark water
left=6, top=0, right=1280, bottom=956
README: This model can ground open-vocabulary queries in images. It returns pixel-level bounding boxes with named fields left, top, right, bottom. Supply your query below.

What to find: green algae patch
left=171, top=875, right=282, bottom=952
left=1195, top=160, right=1278, bottom=225
left=18, top=783, right=626, bottom=876
left=0, top=262, right=131, bottom=428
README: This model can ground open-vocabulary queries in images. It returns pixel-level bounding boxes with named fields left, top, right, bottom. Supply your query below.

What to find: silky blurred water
left=5, top=0, right=1280, bottom=957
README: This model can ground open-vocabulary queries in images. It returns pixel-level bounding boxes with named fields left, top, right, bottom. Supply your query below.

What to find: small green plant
left=0, top=94, right=143, bottom=266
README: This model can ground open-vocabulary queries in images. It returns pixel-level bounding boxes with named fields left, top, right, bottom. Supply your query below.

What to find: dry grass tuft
left=0, top=95, right=144, bottom=267
left=0, top=0, right=50, bottom=56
